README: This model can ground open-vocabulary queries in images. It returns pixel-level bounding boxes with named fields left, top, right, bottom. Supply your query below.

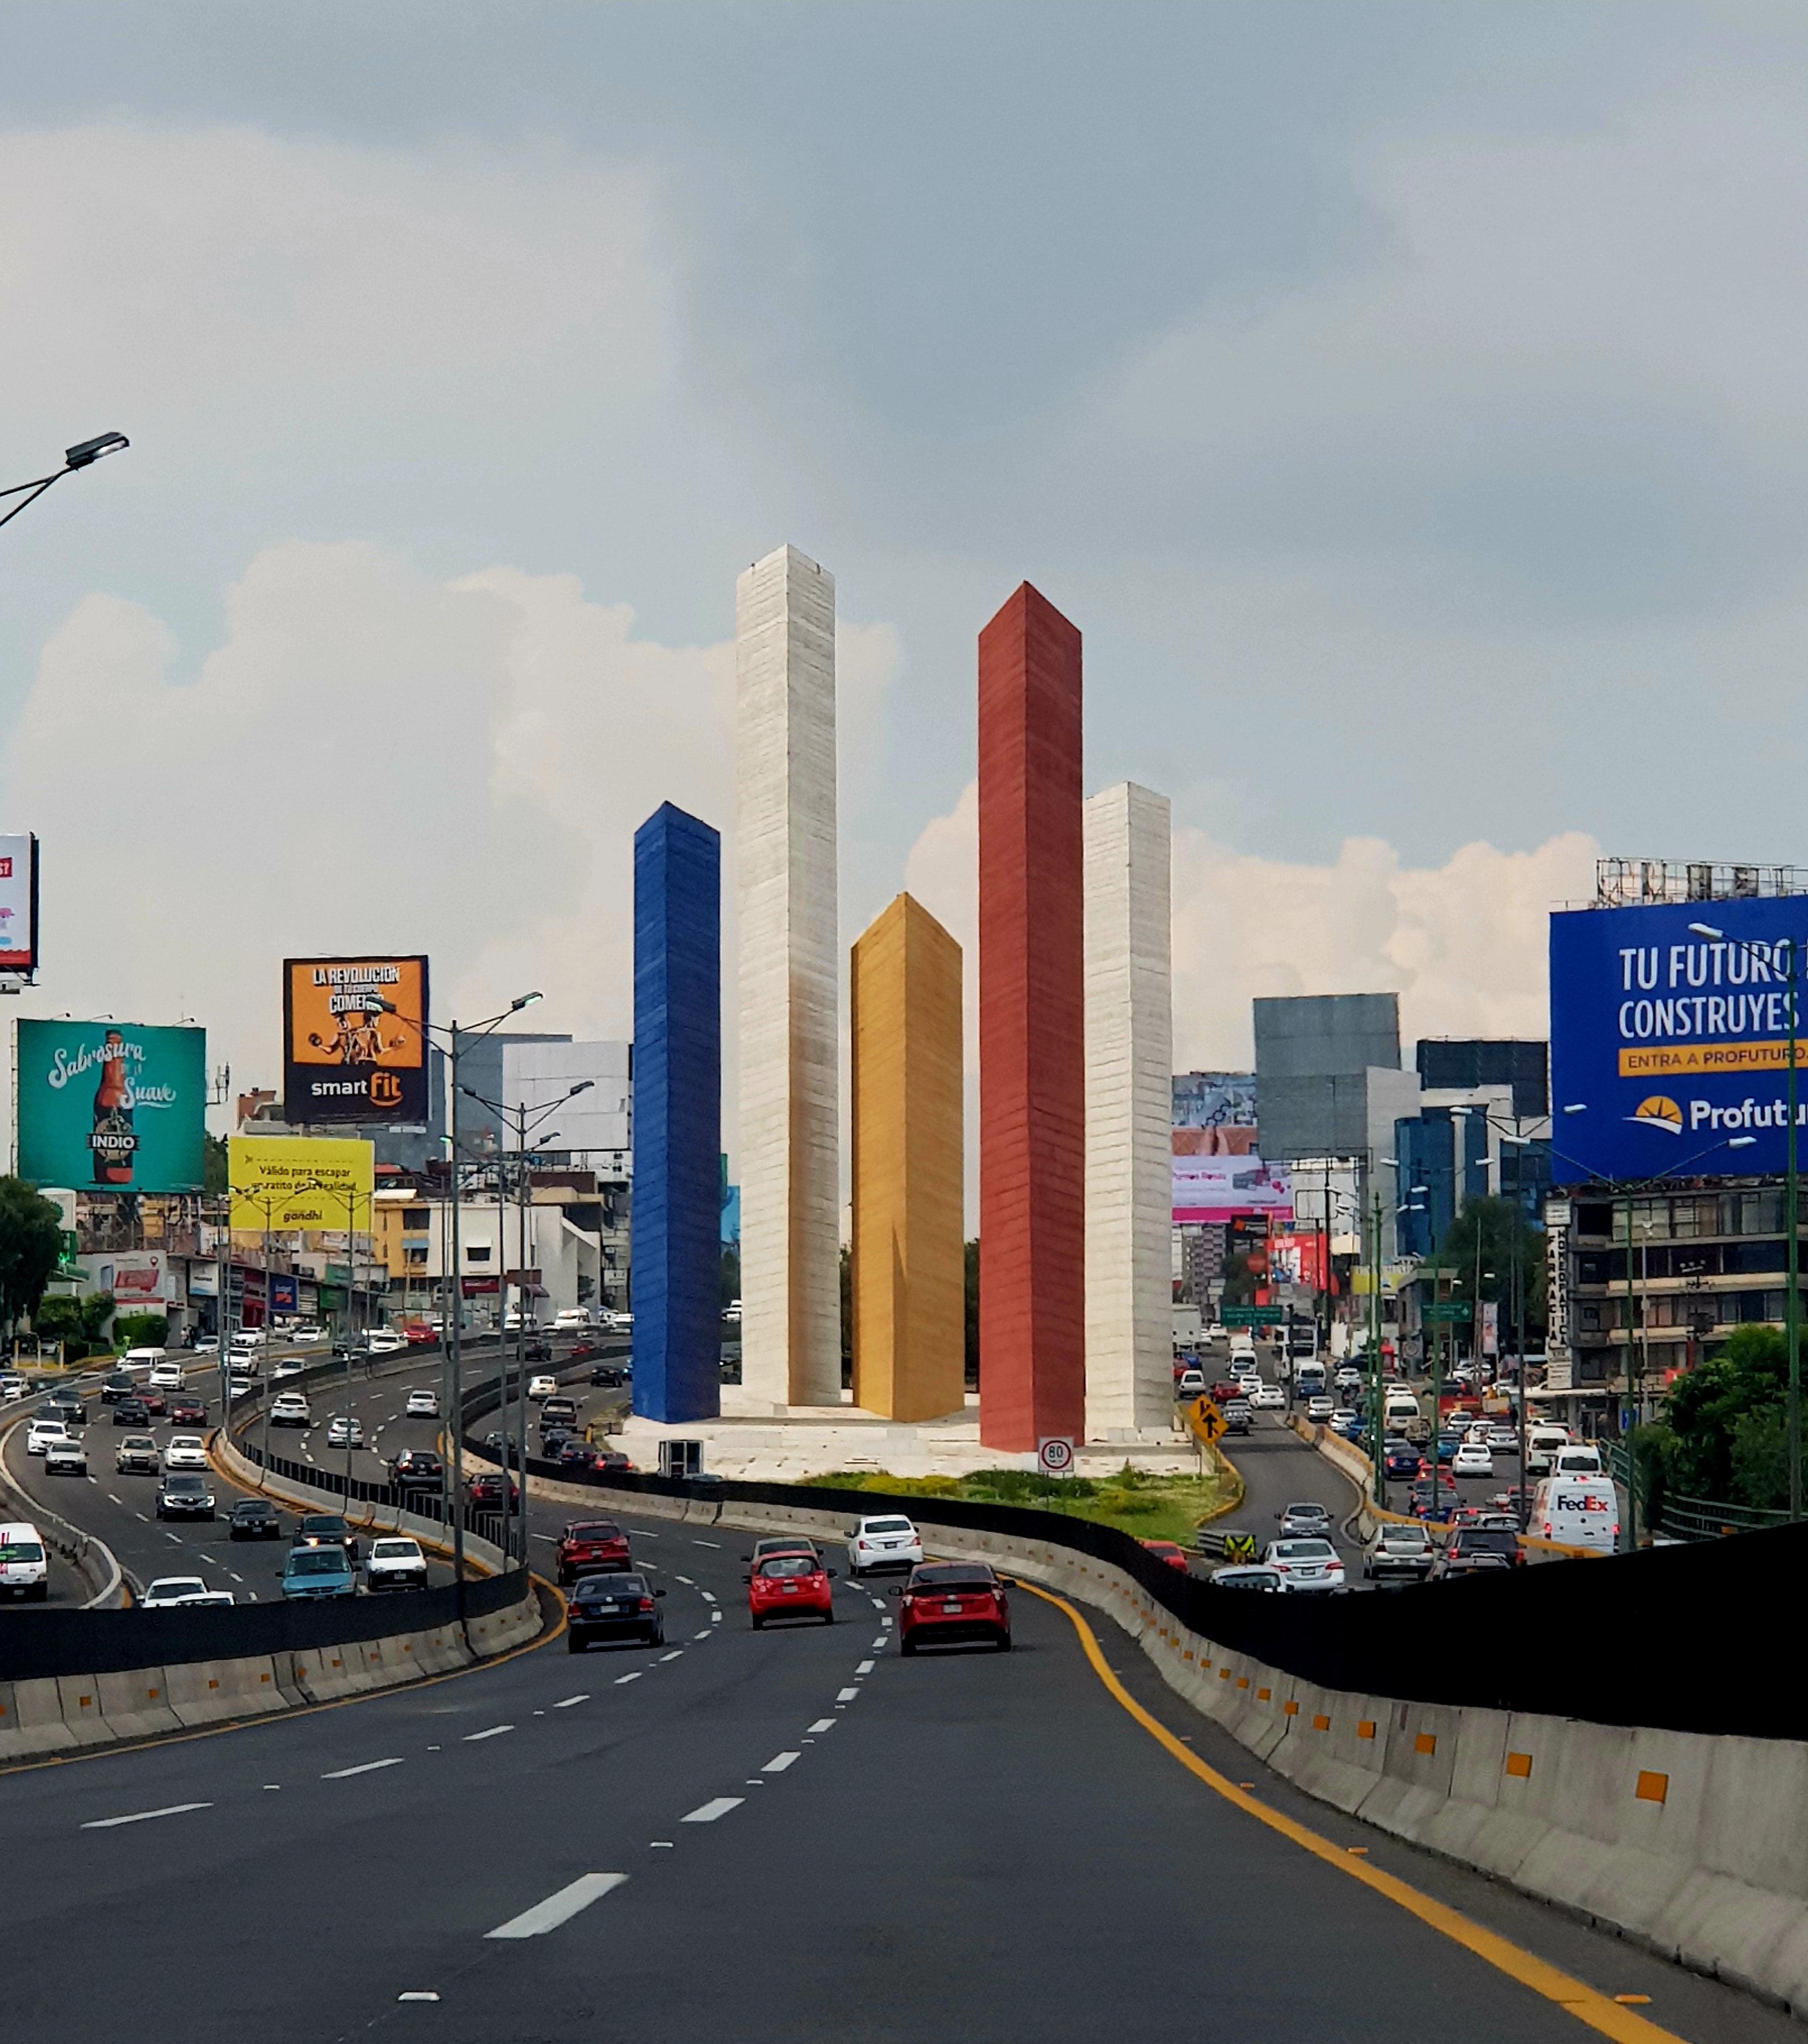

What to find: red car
left=747, top=1549, right=836, bottom=1628
left=167, top=1395, right=206, bottom=1426
left=1140, top=1539, right=1190, bottom=1572
left=556, top=1518, right=631, bottom=1585
left=402, top=1323, right=436, bottom=1348
left=137, top=1387, right=166, bottom=1416
left=896, top=1562, right=1011, bottom=1654
left=465, top=1472, right=519, bottom=1510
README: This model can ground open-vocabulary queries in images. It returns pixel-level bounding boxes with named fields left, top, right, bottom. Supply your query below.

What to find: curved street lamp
left=0, top=433, right=129, bottom=534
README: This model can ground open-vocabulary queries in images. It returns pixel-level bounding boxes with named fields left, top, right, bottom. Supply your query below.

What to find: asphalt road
left=0, top=1508, right=1788, bottom=2044
left=1, top=1358, right=457, bottom=1604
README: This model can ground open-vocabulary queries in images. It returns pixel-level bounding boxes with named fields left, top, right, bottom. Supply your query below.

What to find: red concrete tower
left=977, top=583, right=1086, bottom=1450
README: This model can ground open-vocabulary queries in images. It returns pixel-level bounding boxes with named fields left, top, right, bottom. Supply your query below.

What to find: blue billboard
left=1550, top=896, right=1808, bottom=1183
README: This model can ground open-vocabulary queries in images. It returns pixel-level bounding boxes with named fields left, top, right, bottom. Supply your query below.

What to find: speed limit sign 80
left=1037, top=1436, right=1075, bottom=1476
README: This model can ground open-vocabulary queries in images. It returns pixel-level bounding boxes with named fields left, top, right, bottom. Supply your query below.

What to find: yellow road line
left=1020, top=1582, right=1687, bottom=2044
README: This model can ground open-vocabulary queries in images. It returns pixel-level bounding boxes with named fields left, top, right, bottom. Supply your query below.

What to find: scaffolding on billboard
left=1592, top=857, right=1808, bottom=909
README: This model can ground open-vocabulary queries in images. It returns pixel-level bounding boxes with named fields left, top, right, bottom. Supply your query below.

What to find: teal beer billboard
left=14, top=1019, right=206, bottom=1193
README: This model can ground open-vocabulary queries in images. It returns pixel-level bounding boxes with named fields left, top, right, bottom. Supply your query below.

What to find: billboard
left=501, top=1038, right=631, bottom=1154
left=0, top=834, right=38, bottom=976
left=1551, top=898, right=1808, bottom=1182
left=14, top=1019, right=205, bottom=1193
left=1173, top=1153, right=1294, bottom=1224
left=230, top=1134, right=375, bottom=1231
left=1172, top=1071, right=1259, bottom=1157
left=283, top=956, right=429, bottom=1125
left=76, top=1251, right=175, bottom=1302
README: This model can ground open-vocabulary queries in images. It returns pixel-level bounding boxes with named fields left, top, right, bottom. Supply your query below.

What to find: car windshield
left=1215, top=1568, right=1281, bottom=1588
left=169, top=1434, right=201, bottom=1447
left=303, top=1519, right=349, bottom=1536
left=1274, top=1539, right=1336, bottom=1561
left=1382, top=1528, right=1427, bottom=1546
left=123, top=1436, right=156, bottom=1450
left=567, top=1523, right=620, bottom=1541
left=863, top=1518, right=914, bottom=1535
left=579, top=1575, right=644, bottom=1599
left=233, top=1502, right=270, bottom=1517
left=149, top=1579, right=205, bottom=1598
left=165, top=1478, right=205, bottom=1494
left=1284, top=1504, right=1327, bottom=1518
left=371, top=1541, right=420, bottom=1560
left=289, top=1549, right=347, bottom=1574
left=0, top=1541, right=44, bottom=1562
left=759, top=1554, right=820, bottom=1578
left=910, top=1565, right=997, bottom=1591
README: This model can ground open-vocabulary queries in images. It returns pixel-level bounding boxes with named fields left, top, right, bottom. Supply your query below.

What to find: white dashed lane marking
left=681, top=1797, right=742, bottom=1823
left=553, top=1695, right=589, bottom=1708
left=658, top=1650, right=683, bottom=1663
left=464, top=1725, right=514, bottom=1743
left=615, top=1672, right=643, bottom=1685
left=322, top=1758, right=404, bottom=1779
left=856, top=1660, right=875, bottom=1674
left=485, top=1872, right=628, bottom=1939
left=692, top=1539, right=721, bottom=1549
left=836, top=1687, right=861, bottom=1702
left=80, top=1801, right=212, bottom=1830
left=805, top=1718, right=836, bottom=1734
left=762, top=1752, right=800, bottom=1773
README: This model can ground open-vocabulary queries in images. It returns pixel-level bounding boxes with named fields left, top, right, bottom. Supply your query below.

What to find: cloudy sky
left=2, top=1, right=1803, bottom=1156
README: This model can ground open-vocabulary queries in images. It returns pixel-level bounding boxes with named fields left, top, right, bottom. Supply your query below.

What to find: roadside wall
left=527, top=1468, right=1808, bottom=2014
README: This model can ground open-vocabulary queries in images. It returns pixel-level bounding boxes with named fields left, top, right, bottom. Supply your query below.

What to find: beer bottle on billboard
left=90, top=1029, right=136, bottom=1187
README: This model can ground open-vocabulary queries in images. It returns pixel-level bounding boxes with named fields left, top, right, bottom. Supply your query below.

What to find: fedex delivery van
left=1530, top=1475, right=1620, bottom=1554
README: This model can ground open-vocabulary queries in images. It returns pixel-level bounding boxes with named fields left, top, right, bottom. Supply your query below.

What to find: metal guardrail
left=1604, top=1440, right=1789, bottom=1543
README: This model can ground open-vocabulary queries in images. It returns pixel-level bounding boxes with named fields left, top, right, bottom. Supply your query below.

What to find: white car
left=1452, top=1444, right=1495, bottom=1479
left=147, top=1361, right=184, bottom=1390
left=25, top=1418, right=69, bottom=1457
left=269, top=1392, right=311, bottom=1427
left=364, top=1535, right=429, bottom=1591
left=140, top=1575, right=214, bottom=1608
left=1263, top=1537, right=1346, bottom=1591
left=404, top=1388, right=439, bottom=1419
left=1305, top=1395, right=1336, bottom=1423
left=1175, top=1369, right=1206, bottom=1397
left=1487, top=1425, right=1519, bottom=1453
left=527, top=1374, right=558, bottom=1401
left=1250, top=1384, right=1285, bottom=1411
left=365, top=1330, right=407, bottom=1356
left=191, top=1336, right=220, bottom=1356
left=290, top=1326, right=327, bottom=1346
left=272, top=1358, right=308, bottom=1380
left=325, top=1416, right=365, bottom=1449
left=1334, top=1367, right=1363, bottom=1393
left=45, top=1436, right=88, bottom=1476
left=163, top=1434, right=209, bottom=1470
left=846, top=1514, right=923, bottom=1576
left=0, top=1372, right=30, bottom=1401
left=554, top=1309, right=591, bottom=1330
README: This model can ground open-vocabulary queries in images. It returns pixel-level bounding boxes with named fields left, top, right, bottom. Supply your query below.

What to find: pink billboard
left=1172, top=1154, right=1294, bottom=1225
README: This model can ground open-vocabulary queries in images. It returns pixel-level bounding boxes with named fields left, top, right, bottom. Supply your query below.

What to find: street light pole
left=0, top=431, right=129, bottom=534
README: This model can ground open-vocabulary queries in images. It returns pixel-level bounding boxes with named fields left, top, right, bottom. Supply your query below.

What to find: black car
left=567, top=1572, right=665, bottom=1652
left=1431, top=1527, right=1522, bottom=1579
left=540, top=1428, right=575, bottom=1461
left=99, top=1372, right=137, bottom=1405
left=46, top=1393, right=87, bottom=1430
left=293, top=1512, right=361, bottom=1562
left=111, top=1398, right=150, bottom=1427
left=228, top=1498, right=283, bottom=1541
left=391, top=1449, right=444, bottom=1489
left=589, top=1362, right=626, bottom=1387
left=157, top=1473, right=215, bottom=1520
left=523, top=1336, right=553, bottom=1363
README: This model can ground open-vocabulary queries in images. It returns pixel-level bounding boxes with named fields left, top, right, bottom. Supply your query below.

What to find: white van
left=1531, top=1475, right=1620, bottom=1553
left=0, top=1520, right=49, bottom=1601
left=1524, top=1425, right=1572, bottom=1478
left=122, top=1346, right=168, bottom=1375
left=1384, top=1390, right=1421, bottom=1429
left=1554, top=1443, right=1603, bottom=1477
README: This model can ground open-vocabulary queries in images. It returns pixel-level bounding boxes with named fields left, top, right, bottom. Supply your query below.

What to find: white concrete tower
left=735, top=544, right=841, bottom=1410
left=1083, top=782, right=1172, bottom=1439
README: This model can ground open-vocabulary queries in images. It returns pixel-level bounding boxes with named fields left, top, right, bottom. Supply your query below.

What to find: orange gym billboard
left=282, top=955, right=429, bottom=1127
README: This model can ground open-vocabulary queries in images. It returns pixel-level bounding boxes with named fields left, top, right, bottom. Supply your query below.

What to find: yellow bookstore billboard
left=228, top=1134, right=374, bottom=1231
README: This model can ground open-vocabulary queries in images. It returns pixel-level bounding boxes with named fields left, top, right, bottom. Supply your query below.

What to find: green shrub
left=114, top=1312, right=170, bottom=1352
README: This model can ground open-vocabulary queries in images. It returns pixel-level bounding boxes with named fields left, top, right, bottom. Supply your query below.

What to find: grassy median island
left=800, top=1460, right=1240, bottom=1547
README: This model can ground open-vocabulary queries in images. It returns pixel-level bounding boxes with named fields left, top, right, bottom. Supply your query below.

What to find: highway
left=0, top=1485, right=1785, bottom=2044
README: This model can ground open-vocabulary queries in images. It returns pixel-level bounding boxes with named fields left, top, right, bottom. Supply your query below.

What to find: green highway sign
left=1221, top=1305, right=1284, bottom=1327
left=1424, top=1301, right=1473, bottom=1324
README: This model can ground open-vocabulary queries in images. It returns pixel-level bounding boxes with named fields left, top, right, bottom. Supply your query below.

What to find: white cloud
left=900, top=779, right=1596, bottom=1073
left=3, top=542, right=731, bottom=1120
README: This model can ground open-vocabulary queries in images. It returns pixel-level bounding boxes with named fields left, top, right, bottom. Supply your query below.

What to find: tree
left=1642, top=1324, right=1789, bottom=1511
left=1429, top=1197, right=1547, bottom=1344
left=204, top=1132, right=228, bottom=1195
left=33, top=1289, right=115, bottom=1360
left=0, top=1179, right=67, bottom=1333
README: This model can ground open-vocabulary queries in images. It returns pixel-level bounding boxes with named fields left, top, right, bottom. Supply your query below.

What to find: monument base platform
left=616, top=1392, right=1198, bottom=1481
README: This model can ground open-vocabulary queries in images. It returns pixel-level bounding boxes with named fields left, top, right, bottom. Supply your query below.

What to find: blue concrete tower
left=631, top=803, right=722, bottom=1424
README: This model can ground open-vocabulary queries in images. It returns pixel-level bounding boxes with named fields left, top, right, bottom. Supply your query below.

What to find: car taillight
left=638, top=1597, right=655, bottom=1612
